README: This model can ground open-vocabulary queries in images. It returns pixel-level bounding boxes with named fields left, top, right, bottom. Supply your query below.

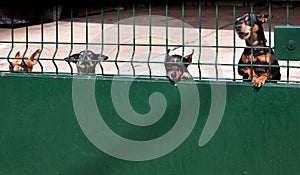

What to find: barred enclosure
left=1, top=0, right=300, bottom=83
left=1, top=1, right=300, bottom=175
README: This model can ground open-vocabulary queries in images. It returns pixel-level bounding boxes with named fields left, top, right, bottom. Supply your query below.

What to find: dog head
left=165, top=49, right=193, bottom=83
left=9, top=49, right=40, bottom=73
left=65, top=50, right=108, bottom=74
left=235, top=13, right=270, bottom=45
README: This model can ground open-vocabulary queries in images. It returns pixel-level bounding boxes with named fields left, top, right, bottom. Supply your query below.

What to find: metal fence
left=0, top=0, right=299, bottom=84
left=1, top=1, right=300, bottom=174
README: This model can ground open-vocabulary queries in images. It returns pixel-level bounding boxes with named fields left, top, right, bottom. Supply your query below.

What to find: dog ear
left=167, top=49, right=171, bottom=54
left=31, top=59, right=38, bottom=65
left=183, top=49, right=194, bottom=63
left=97, top=54, right=109, bottom=61
left=15, top=51, right=21, bottom=58
left=29, top=49, right=41, bottom=65
left=65, top=53, right=79, bottom=64
left=167, top=46, right=181, bottom=55
left=256, top=14, right=271, bottom=23
left=30, top=49, right=41, bottom=59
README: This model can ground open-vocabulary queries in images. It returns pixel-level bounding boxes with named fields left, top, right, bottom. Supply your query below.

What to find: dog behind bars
left=9, top=49, right=41, bottom=73
left=65, top=50, right=109, bottom=75
left=235, top=13, right=281, bottom=87
left=165, top=48, right=194, bottom=83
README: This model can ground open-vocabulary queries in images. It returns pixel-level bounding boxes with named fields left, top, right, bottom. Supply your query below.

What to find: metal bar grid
left=0, top=0, right=300, bottom=84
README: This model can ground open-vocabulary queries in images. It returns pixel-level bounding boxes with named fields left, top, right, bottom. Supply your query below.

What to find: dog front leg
left=252, top=73, right=268, bottom=87
left=181, top=66, right=193, bottom=80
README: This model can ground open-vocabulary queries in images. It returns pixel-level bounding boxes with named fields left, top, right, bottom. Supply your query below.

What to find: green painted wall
left=0, top=74, right=299, bottom=175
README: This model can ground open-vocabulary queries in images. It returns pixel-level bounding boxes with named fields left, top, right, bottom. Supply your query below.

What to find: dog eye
left=245, top=20, right=250, bottom=25
left=166, top=64, right=172, bottom=69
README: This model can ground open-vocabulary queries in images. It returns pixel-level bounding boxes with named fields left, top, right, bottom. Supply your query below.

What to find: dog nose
left=171, top=72, right=177, bottom=79
left=14, top=67, right=20, bottom=72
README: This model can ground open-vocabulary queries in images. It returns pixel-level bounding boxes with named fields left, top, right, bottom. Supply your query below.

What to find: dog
left=235, top=13, right=281, bottom=87
left=9, top=49, right=41, bottom=73
left=65, top=50, right=109, bottom=75
left=165, top=48, right=194, bottom=83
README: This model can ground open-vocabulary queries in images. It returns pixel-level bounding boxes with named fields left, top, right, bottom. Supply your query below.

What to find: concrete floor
left=1, top=2, right=300, bottom=82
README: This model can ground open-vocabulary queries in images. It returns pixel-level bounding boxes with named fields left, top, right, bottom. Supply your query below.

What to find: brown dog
left=235, top=13, right=281, bottom=87
left=165, top=48, right=194, bottom=83
left=65, top=50, right=108, bottom=75
left=9, top=49, right=41, bottom=73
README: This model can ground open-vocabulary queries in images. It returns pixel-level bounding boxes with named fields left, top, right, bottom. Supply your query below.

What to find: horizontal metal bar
left=1, top=40, right=272, bottom=50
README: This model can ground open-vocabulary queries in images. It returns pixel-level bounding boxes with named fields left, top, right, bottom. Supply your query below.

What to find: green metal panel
left=1, top=75, right=300, bottom=175
left=274, top=25, right=300, bottom=61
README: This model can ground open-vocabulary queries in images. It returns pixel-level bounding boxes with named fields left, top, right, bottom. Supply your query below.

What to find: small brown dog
left=165, top=48, right=194, bottom=83
left=9, top=49, right=41, bottom=73
left=65, top=50, right=109, bottom=75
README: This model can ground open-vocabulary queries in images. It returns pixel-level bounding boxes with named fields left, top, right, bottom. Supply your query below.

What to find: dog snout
left=14, top=66, right=19, bottom=71
left=13, top=65, right=23, bottom=72
left=171, top=71, right=177, bottom=79
left=167, top=70, right=181, bottom=83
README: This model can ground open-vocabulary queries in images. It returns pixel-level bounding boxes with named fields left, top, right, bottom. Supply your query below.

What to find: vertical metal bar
left=286, top=0, right=290, bottom=83
left=287, top=59, right=290, bottom=83
left=7, top=15, right=15, bottom=69
left=25, top=18, right=29, bottom=54
left=100, top=5, right=105, bottom=55
left=233, top=0, right=236, bottom=81
left=85, top=6, right=89, bottom=51
left=83, top=6, right=90, bottom=75
left=114, top=5, right=120, bottom=76
left=250, top=1, right=254, bottom=81
left=181, top=0, right=185, bottom=59
left=67, top=8, right=74, bottom=75
left=198, top=0, right=202, bottom=80
left=286, top=0, right=289, bottom=25
left=38, top=11, right=44, bottom=73
left=165, top=1, right=169, bottom=64
left=52, top=4, right=59, bottom=74
left=22, top=18, right=29, bottom=72
left=215, top=0, right=219, bottom=81
left=130, top=3, right=136, bottom=77
left=166, top=1, right=169, bottom=50
left=147, top=2, right=152, bottom=78
left=268, top=1, right=272, bottom=82
left=99, top=5, right=105, bottom=75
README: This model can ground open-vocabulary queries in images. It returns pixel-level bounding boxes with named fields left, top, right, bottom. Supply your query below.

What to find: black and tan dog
left=65, top=50, right=108, bottom=75
left=235, top=13, right=281, bottom=87
left=9, top=49, right=41, bottom=73
left=165, top=48, right=194, bottom=83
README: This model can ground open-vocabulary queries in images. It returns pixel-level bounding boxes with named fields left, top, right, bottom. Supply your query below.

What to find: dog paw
left=182, top=72, right=193, bottom=80
left=252, top=76, right=267, bottom=87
